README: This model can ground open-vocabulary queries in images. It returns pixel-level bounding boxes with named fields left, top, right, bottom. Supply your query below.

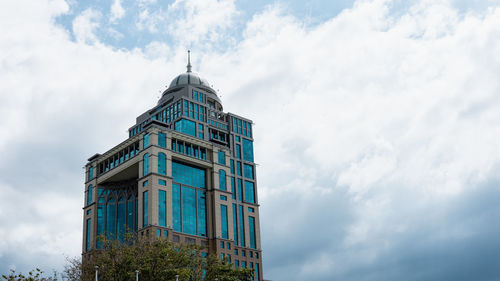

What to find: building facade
left=82, top=54, right=262, bottom=280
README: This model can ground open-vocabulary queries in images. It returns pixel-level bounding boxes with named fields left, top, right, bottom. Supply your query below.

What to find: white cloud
left=72, top=8, right=102, bottom=44
left=110, top=0, right=126, bottom=23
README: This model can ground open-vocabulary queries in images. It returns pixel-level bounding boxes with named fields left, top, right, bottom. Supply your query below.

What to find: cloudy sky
left=1, top=0, right=500, bottom=280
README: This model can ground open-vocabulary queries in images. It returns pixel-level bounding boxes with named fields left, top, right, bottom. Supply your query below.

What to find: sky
left=1, top=0, right=500, bottom=280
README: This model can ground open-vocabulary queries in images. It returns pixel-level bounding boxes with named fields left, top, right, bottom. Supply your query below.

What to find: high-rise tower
left=82, top=52, right=263, bottom=280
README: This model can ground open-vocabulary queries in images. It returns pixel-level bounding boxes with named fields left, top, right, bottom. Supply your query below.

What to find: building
left=82, top=52, right=262, bottom=280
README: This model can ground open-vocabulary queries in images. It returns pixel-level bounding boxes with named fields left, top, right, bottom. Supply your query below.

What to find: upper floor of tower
left=128, top=51, right=252, bottom=148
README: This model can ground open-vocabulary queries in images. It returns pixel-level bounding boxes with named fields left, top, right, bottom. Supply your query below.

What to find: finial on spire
left=187, top=50, right=192, bottom=73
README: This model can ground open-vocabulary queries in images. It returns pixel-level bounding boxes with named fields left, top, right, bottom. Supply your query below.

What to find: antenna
left=187, top=50, right=192, bottom=73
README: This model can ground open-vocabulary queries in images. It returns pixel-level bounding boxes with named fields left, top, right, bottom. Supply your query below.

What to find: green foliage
left=204, top=255, right=253, bottom=281
left=75, top=234, right=253, bottom=281
left=1, top=268, right=57, bottom=281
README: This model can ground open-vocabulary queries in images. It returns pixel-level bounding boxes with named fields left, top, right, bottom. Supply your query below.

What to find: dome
left=158, top=51, right=222, bottom=106
left=168, top=72, right=212, bottom=89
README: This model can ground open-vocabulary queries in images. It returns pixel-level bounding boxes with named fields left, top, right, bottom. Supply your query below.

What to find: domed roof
left=166, top=51, right=215, bottom=92
left=168, top=72, right=212, bottom=89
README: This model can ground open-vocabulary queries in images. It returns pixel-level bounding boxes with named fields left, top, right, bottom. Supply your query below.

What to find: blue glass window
left=219, top=169, right=227, bottom=191
left=239, top=205, right=245, bottom=247
left=86, top=218, right=91, bottom=252
left=158, top=153, right=166, bottom=175
left=220, top=195, right=227, bottom=201
left=158, top=179, right=167, bottom=186
left=221, top=205, right=228, bottom=239
left=245, top=181, right=255, bottom=204
left=237, top=162, right=242, bottom=176
left=157, top=229, right=161, bottom=237
left=159, top=190, right=166, bottom=227
left=242, top=139, right=254, bottom=162
left=230, top=160, right=235, bottom=174
left=175, top=119, right=196, bottom=137
left=236, top=144, right=241, bottom=159
left=87, top=184, right=93, bottom=205
left=242, top=261, right=246, bottom=268
left=106, top=197, right=116, bottom=239
left=172, top=184, right=181, bottom=231
left=158, top=132, right=166, bottom=148
left=237, top=179, right=243, bottom=202
left=248, top=207, right=255, bottom=213
left=172, top=161, right=205, bottom=188
left=144, top=133, right=150, bottom=148
left=231, top=177, right=236, bottom=199
left=256, top=264, right=260, bottom=281
left=218, top=150, right=226, bottom=165
left=232, top=204, right=238, bottom=246
left=198, top=124, right=204, bottom=139
left=143, top=191, right=148, bottom=227
left=244, top=164, right=254, bottom=179
left=88, top=167, right=94, bottom=180
left=249, top=216, right=256, bottom=249
left=171, top=163, right=207, bottom=237
left=143, top=153, right=150, bottom=176
left=117, top=197, right=126, bottom=241
left=182, top=186, right=196, bottom=235
left=127, top=196, right=135, bottom=231
left=198, top=190, right=207, bottom=237
left=97, top=204, right=104, bottom=246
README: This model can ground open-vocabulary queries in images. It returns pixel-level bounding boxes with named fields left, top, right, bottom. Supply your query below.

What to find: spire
left=186, top=50, right=192, bottom=73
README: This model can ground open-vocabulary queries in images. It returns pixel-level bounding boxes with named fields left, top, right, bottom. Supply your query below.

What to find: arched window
left=143, top=153, right=150, bottom=176
left=158, top=153, right=166, bottom=175
left=87, top=184, right=93, bottom=205
left=219, top=169, right=227, bottom=191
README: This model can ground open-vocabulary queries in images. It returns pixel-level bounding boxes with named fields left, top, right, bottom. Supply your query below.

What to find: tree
left=73, top=234, right=253, bottom=281
left=2, top=268, right=58, bottom=281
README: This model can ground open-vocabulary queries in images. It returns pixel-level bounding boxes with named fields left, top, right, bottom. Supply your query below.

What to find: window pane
left=143, top=153, right=149, bottom=176
left=172, top=161, right=205, bottom=188
left=244, top=164, right=254, bottom=179
left=242, top=139, right=254, bottom=162
left=221, top=205, right=228, bottom=239
left=159, top=190, right=166, bottom=227
left=218, top=150, right=226, bottom=165
left=219, top=169, right=227, bottom=191
left=143, top=191, right=148, bottom=227
left=249, top=216, right=256, bottom=249
left=245, top=181, right=255, bottom=204
left=182, top=186, right=196, bottom=235
left=143, top=133, right=150, bottom=148
left=174, top=119, right=196, bottom=137
left=232, top=204, right=238, bottom=246
left=172, top=184, right=181, bottom=231
left=158, top=132, right=166, bottom=148
left=87, top=185, right=93, bottom=205
left=158, top=153, right=166, bottom=175
left=85, top=219, right=91, bottom=252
